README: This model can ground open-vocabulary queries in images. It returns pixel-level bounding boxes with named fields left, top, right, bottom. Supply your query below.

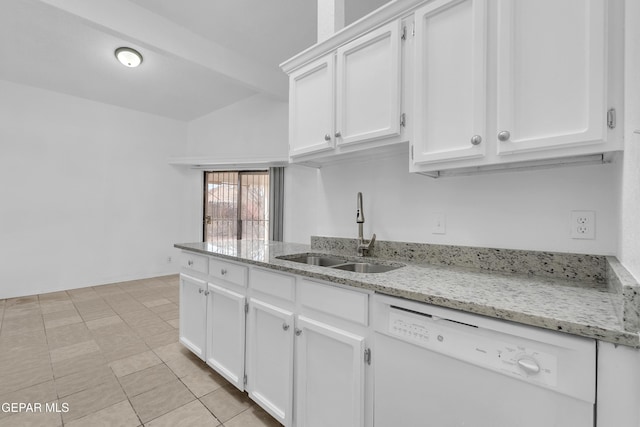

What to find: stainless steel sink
left=278, top=253, right=403, bottom=274
left=331, top=263, right=402, bottom=273
left=282, top=255, right=347, bottom=267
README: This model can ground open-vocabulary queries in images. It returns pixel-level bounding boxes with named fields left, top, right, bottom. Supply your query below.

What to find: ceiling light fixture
left=115, top=47, right=143, bottom=68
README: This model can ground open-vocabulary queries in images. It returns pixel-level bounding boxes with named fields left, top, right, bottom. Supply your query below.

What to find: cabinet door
left=179, top=274, right=207, bottom=360
left=289, top=54, right=335, bottom=157
left=295, top=316, right=366, bottom=427
left=496, top=0, right=606, bottom=155
left=335, top=21, right=402, bottom=147
left=412, top=0, right=487, bottom=165
left=246, top=298, right=294, bottom=426
left=205, top=283, right=246, bottom=391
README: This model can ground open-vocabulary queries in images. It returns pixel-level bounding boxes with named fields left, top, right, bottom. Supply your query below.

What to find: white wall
left=620, top=0, right=640, bottom=280
left=186, top=94, right=288, bottom=160
left=285, top=151, right=620, bottom=255
left=184, top=94, right=290, bottom=242
left=186, top=93, right=621, bottom=255
left=0, top=80, right=193, bottom=299
left=283, top=164, right=320, bottom=243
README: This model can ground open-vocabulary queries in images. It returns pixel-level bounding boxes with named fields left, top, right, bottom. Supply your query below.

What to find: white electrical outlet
left=432, top=213, right=446, bottom=234
left=570, top=211, right=595, bottom=239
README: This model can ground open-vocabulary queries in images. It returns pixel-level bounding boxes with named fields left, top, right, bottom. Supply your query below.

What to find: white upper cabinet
left=495, top=0, right=606, bottom=155
left=284, top=19, right=406, bottom=162
left=411, top=0, right=621, bottom=175
left=412, top=0, right=487, bottom=164
left=335, top=21, right=402, bottom=146
left=284, top=0, right=621, bottom=173
left=288, top=54, right=335, bottom=157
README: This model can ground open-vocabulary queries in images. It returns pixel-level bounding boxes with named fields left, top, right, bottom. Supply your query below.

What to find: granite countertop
left=175, top=240, right=640, bottom=348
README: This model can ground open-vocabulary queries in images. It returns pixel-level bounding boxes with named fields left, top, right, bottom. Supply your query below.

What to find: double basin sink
left=277, top=254, right=403, bottom=274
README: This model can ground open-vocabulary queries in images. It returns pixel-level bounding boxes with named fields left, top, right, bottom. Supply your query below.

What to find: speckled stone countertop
left=174, top=240, right=640, bottom=348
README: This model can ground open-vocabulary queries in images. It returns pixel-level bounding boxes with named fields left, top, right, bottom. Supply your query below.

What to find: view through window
left=203, top=171, right=270, bottom=244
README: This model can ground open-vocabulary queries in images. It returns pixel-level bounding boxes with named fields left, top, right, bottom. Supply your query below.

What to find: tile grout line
left=39, top=291, right=65, bottom=427
left=0, top=297, right=5, bottom=336
left=1, top=277, right=276, bottom=427
left=90, top=285, right=144, bottom=427
left=61, top=288, right=102, bottom=427
left=0, top=297, right=49, bottom=423
left=63, top=289, right=128, bottom=426
left=99, top=281, right=182, bottom=426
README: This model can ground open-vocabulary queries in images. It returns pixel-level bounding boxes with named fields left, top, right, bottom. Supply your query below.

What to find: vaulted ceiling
left=0, top=0, right=387, bottom=121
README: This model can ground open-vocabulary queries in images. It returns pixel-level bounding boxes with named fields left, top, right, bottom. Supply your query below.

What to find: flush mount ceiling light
left=115, top=47, right=143, bottom=68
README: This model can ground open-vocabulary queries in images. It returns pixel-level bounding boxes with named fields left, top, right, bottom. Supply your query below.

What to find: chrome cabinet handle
left=198, top=288, right=203, bottom=294
left=470, top=135, right=482, bottom=145
left=220, top=269, right=227, bottom=275
left=498, top=131, right=511, bottom=141
left=282, top=323, right=290, bottom=331
left=295, top=329, right=302, bottom=336
left=204, top=290, right=210, bottom=296
left=188, top=260, right=193, bottom=266
left=335, top=131, right=341, bottom=138
left=324, top=134, right=331, bottom=141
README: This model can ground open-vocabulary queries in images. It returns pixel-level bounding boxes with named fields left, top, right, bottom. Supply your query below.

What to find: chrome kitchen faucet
left=356, top=192, right=376, bottom=257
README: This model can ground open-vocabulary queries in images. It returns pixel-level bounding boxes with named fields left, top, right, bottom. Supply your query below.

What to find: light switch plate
left=432, top=212, right=446, bottom=234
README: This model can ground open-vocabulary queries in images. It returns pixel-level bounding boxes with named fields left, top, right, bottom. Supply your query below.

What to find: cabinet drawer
left=209, top=259, right=247, bottom=287
left=181, top=252, right=208, bottom=275
left=250, top=268, right=295, bottom=302
left=298, top=279, right=369, bottom=326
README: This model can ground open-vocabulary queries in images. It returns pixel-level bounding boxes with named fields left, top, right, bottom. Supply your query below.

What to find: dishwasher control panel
left=388, top=309, right=558, bottom=387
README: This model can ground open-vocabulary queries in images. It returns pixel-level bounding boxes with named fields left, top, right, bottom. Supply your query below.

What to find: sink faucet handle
left=356, top=192, right=365, bottom=223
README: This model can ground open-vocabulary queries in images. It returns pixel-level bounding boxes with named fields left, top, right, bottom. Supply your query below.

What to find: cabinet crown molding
left=280, top=0, right=426, bottom=73
left=167, top=156, right=287, bottom=170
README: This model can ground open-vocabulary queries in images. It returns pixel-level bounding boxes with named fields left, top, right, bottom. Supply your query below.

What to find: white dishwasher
left=373, top=294, right=595, bottom=427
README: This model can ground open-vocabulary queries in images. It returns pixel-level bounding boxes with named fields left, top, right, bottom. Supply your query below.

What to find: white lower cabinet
left=295, top=315, right=366, bottom=427
left=245, top=270, right=371, bottom=427
left=246, top=305, right=368, bottom=427
left=178, top=274, right=207, bottom=360
left=597, top=341, right=640, bottom=427
left=246, top=298, right=295, bottom=426
left=179, top=256, right=248, bottom=391
left=181, top=257, right=371, bottom=427
left=205, top=283, right=246, bottom=390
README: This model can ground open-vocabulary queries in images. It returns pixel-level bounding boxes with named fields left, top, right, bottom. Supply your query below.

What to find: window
left=203, top=169, right=283, bottom=244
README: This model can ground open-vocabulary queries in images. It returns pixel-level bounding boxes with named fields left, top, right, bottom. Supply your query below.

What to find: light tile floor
left=0, top=275, right=281, bottom=427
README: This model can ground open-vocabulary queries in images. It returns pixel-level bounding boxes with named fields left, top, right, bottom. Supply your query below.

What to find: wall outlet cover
left=570, top=210, right=595, bottom=239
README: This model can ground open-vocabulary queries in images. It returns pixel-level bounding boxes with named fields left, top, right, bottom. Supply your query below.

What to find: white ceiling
left=0, top=0, right=388, bottom=121
left=128, top=0, right=318, bottom=68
